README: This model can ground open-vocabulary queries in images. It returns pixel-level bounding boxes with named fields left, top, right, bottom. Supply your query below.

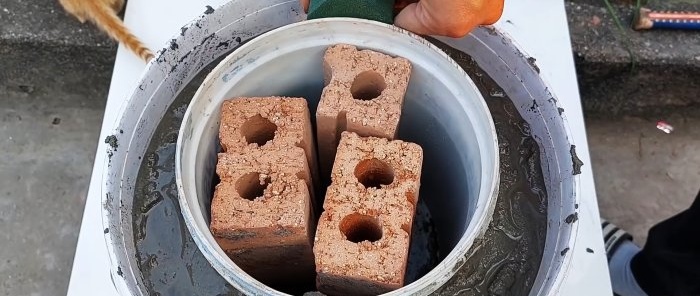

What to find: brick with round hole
left=219, top=97, right=318, bottom=184
left=211, top=148, right=315, bottom=286
left=316, top=44, right=412, bottom=180
left=314, top=132, right=423, bottom=295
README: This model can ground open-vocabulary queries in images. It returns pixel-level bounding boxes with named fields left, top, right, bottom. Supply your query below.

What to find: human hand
left=394, top=0, right=504, bottom=37
left=299, top=0, right=504, bottom=38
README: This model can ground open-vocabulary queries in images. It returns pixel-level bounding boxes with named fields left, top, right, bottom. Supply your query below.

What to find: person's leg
left=630, top=188, right=700, bottom=295
left=603, top=220, right=646, bottom=295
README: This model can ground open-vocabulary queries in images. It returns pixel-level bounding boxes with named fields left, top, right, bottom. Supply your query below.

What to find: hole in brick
left=240, top=114, right=277, bottom=146
left=339, top=213, right=382, bottom=243
left=350, top=71, right=386, bottom=101
left=235, top=172, right=271, bottom=201
left=354, top=158, right=394, bottom=188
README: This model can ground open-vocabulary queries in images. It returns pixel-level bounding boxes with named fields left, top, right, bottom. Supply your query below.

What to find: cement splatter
left=560, top=247, right=570, bottom=256
left=104, top=135, right=118, bottom=150
left=571, top=145, right=584, bottom=175
left=529, top=99, right=539, bottom=112
left=527, top=57, right=540, bottom=74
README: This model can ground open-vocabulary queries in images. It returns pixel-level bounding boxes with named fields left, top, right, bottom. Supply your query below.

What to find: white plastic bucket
left=175, top=18, right=500, bottom=295
left=102, top=2, right=580, bottom=295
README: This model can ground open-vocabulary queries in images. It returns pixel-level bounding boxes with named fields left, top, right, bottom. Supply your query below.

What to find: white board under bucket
left=175, top=18, right=500, bottom=295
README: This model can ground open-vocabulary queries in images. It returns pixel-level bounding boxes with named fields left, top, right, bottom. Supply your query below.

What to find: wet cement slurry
left=131, top=63, right=439, bottom=295
left=132, top=67, right=240, bottom=295
left=130, top=40, right=548, bottom=295
left=430, top=39, right=548, bottom=296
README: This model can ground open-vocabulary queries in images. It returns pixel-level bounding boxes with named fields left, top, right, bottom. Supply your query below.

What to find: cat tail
left=88, top=2, right=154, bottom=62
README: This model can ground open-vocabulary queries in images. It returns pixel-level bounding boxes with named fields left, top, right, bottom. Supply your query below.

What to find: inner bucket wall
left=196, top=49, right=477, bottom=258
left=177, top=18, right=498, bottom=296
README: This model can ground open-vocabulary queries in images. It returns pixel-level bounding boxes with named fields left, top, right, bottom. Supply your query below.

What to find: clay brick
left=314, top=132, right=423, bottom=295
left=211, top=148, right=315, bottom=285
left=316, top=44, right=412, bottom=179
left=219, top=97, right=318, bottom=188
left=213, top=97, right=320, bottom=286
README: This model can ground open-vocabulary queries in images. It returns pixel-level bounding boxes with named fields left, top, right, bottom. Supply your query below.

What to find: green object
left=307, top=0, right=396, bottom=24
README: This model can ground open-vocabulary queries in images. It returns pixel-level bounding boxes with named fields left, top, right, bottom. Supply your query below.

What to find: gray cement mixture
left=430, top=39, right=548, bottom=296
left=130, top=40, right=547, bottom=296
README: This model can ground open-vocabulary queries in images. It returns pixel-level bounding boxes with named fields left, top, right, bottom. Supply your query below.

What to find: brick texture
left=314, top=132, right=423, bottom=295
left=211, top=97, right=317, bottom=286
left=219, top=97, right=319, bottom=189
left=316, top=44, right=412, bottom=180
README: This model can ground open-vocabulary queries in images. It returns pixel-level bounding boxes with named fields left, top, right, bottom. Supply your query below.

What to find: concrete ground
left=0, top=87, right=105, bottom=296
left=587, top=116, right=700, bottom=245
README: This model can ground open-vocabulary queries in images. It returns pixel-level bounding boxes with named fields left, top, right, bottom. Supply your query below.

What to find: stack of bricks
left=313, top=44, right=421, bottom=295
left=210, top=97, right=318, bottom=286
left=314, top=132, right=423, bottom=295
left=316, top=44, right=412, bottom=181
left=209, top=44, right=421, bottom=294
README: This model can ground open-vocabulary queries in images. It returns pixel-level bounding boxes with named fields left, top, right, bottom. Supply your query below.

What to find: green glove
left=306, top=0, right=396, bottom=24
